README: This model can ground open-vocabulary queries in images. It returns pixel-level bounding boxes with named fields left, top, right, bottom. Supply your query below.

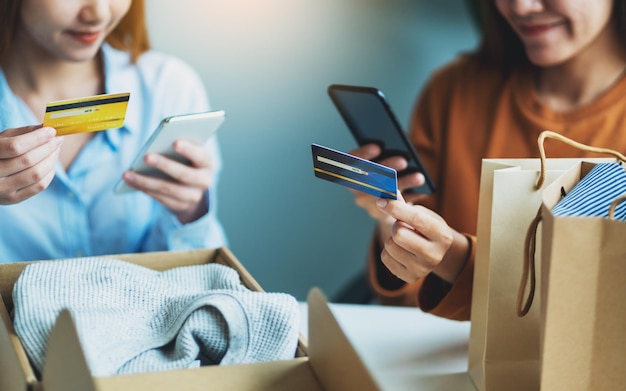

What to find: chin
left=63, top=48, right=102, bottom=63
left=525, top=50, right=569, bottom=68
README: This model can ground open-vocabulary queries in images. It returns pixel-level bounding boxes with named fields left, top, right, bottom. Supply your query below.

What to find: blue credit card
left=311, top=143, right=397, bottom=199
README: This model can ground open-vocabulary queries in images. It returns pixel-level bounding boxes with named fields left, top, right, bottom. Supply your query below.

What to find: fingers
left=380, top=222, right=438, bottom=282
left=397, top=172, right=425, bottom=193
left=122, top=169, right=208, bottom=224
left=146, top=141, right=213, bottom=188
left=350, top=143, right=410, bottom=173
left=376, top=198, right=441, bottom=238
left=122, top=167, right=205, bottom=205
left=0, top=126, right=56, bottom=159
left=1, top=168, right=57, bottom=205
left=121, top=140, right=214, bottom=223
left=375, top=199, right=454, bottom=283
left=173, top=140, right=212, bottom=170
left=348, top=144, right=381, bottom=160
left=0, top=148, right=60, bottom=204
left=0, top=126, right=62, bottom=204
left=348, top=143, right=406, bottom=221
left=353, top=191, right=389, bottom=220
left=403, top=191, right=429, bottom=206
left=127, top=170, right=204, bottom=205
left=380, top=222, right=452, bottom=282
left=0, top=137, right=63, bottom=178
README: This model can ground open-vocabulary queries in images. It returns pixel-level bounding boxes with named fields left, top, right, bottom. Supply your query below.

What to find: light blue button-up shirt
left=0, top=44, right=227, bottom=263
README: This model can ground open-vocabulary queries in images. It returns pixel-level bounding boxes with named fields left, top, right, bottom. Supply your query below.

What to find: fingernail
left=146, top=154, right=158, bottom=164
left=369, top=145, right=382, bottom=156
left=174, top=140, right=188, bottom=152
left=376, top=198, right=388, bottom=208
left=124, top=171, right=136, bottom=182
left=44, top=127, right=56, bottom=138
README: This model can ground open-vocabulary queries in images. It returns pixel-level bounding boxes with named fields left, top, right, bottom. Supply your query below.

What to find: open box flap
left=41, top=288, right=379, bottom=391
left=0, top=298, right=35, bottom=391
left=42, top=308, right=318, bottom=391
left=307, top=288, right=379, bottom=390
left=42, top=309, right=97, bottom=391
left=0, top=262, right=39, bottom=391
left=93, top=358, right=322, bottom=391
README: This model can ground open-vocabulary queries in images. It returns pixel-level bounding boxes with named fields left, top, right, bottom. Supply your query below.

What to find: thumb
left=375, top=191, right=414, bottom=222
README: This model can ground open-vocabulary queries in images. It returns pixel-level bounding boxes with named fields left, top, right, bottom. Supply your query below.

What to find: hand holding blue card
left=311, top=144, right=398, bottom=199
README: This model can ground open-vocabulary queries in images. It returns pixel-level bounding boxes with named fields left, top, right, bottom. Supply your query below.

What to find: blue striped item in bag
left=551, top=162, right=626, bottom=220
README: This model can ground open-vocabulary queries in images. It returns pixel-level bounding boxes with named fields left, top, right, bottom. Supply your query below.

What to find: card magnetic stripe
left=314, top=167, right=397, bottom=198
left=45, top=95, right=130, bottom=112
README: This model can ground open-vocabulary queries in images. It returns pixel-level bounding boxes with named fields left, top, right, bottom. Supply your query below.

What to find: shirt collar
left=101, top=43, right=142, bottom=149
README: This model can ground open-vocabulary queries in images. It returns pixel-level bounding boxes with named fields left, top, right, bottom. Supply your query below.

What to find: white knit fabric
left=12, top=258, right=300, bottom=377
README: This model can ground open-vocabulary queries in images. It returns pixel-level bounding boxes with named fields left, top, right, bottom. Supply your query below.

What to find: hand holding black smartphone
left=327, top=84, right=435, bottom=194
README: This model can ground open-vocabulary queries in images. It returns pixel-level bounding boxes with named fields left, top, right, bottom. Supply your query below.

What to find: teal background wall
left=146, top=0, right=480, bottom=301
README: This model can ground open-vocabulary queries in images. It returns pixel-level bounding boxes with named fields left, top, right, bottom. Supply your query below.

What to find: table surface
left=299, top=302, right=476, bottom=390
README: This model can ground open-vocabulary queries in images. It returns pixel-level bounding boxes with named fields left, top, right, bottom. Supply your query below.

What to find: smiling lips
left=67, top=30, right=100, bottom=45
left=517, top=21, right=564, bottom=37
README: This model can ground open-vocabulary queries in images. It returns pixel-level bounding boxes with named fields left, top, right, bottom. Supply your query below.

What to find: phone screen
left=328, top=84, right=435, bottom=194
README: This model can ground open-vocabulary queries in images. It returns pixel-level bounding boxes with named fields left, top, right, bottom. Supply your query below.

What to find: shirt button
left=75, top=251, right=84, bottom=257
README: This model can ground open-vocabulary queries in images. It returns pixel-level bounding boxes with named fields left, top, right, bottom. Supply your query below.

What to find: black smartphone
left=327, top=84, right=435, bottom=194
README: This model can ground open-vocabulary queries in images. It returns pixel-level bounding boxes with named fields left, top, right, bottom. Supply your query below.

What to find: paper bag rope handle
left=535, top=130, right=626, bottom=189
left=609, top=194, right=626, bottom=219
left=518, top=131, right=626, bottom=317
left=517, top=207, right=542, bottom=317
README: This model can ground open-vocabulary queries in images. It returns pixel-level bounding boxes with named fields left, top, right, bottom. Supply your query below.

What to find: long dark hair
left=0, top=0, right=150, bottom=64
left=472, top=0, right=626, bottom=71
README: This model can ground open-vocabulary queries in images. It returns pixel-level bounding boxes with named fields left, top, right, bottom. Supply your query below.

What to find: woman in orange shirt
left=350, top=0, right=626, bottom=320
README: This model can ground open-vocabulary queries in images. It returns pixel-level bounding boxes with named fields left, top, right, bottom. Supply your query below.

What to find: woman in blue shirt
left=0, top=0, right=227, bottom=262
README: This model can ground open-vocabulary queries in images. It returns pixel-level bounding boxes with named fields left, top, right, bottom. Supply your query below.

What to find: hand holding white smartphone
left=114, top=110, right=225, bottom=194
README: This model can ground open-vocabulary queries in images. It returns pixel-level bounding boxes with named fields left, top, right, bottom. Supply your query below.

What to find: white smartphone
left=114, top=110, right=225, bottom=194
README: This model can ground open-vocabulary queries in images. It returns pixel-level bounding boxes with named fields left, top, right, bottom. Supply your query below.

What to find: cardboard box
left=0, top=248, right=379, bottom=391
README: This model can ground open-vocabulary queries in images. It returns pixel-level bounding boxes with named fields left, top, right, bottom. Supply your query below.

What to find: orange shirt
left=368, top=54, right=626, bottom=321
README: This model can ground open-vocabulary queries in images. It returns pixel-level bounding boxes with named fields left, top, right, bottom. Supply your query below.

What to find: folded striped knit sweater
left=12, top=258, right=300, bottom=377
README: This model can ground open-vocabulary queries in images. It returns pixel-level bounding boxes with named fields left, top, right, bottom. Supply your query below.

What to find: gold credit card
left=43, top=92, right=130, bottom=136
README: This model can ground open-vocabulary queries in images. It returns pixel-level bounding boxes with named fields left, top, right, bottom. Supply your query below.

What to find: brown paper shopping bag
left=468, top=157, right=587, bottom=391
left=517, top=134, right=626, bottom=391
left=469, top=131, right=619, bottom=391
left=541, top=168, right=626, bottom=391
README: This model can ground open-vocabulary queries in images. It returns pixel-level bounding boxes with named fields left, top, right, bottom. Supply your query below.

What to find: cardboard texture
left=468, top=158, right=612, bottom=391
left=0, top=248, right=379, bottom=391
left=538, top=162, right=626, bottom=391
